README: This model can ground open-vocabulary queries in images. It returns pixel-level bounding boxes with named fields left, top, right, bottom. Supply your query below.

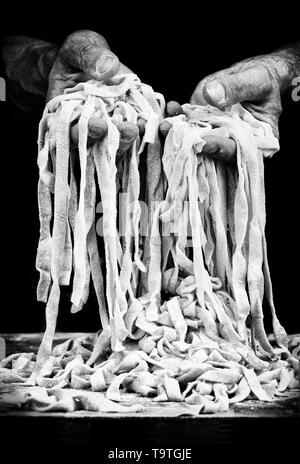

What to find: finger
left=88, top=117, right=108, bottom=144
left=61, top=30, right=120, bottom=82
left=190, top=70, right=223, bottom=105
left=159, top=120, right=172, bottom=139
left=137, top=118, right=146, bottom=137
left=195, top=135, right=237, bottom=163
left=47, top=64, right=83, bottom=101
left=118, top=122, right=139, bottom=154
left=166, top=101, right=183, bottom=117
left=70, top=121, right=80, bottom=146
left=243, top=101, right=280, bottom=139
left=70, top=117, right=108, bottom=145
left=203, top=65, right=272, bottom=109
left=47, top=30, right=127, bottom=101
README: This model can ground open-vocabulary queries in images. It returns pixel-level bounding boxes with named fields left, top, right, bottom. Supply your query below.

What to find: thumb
left=59, top=30, right=120, bottom=82
left=76, top=48, right=120, bottom=82
left=203, top=65, right=273, bottom=109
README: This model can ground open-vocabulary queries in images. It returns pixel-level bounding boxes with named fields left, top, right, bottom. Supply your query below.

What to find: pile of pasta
left=1, top=74, right=299, bottom=414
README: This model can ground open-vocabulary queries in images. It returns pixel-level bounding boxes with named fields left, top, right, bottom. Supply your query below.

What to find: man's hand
left=162, top=44, right=300, bottom=163
left=48, top=30, right=138, bottom=153
left=47, top=30, right=122, bottom=101
left=2, top=30, right=139, bottom=152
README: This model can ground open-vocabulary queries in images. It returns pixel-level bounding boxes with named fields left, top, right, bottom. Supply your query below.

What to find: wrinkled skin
left=3, top=33, right=299, bottom=161
left=164, top=46, right=300, bottom=163
left=3, top=30, right=139, bottom=154
left=48, top=30, right=139, bottom=153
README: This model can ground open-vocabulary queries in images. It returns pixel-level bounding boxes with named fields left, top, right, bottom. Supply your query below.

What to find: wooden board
left=1, top=333, right=299, bottom=449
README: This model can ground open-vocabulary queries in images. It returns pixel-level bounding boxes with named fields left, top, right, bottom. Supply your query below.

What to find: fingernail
left=137, top=119, right=146, bottom=136
left=119, top=122, right=138, bottom=142
left=194, top=141, right=206, bottom=153
left=205, top=82, right=226, bottom=106
left=88, top=119, right=108, bottom=139
left=202, top=141, right=218, bottom=154
left=96, top=52, right=118, bottom=75
left=159, top=121, right=172, bottom=137
left=166, top=101, right=183, bottom=117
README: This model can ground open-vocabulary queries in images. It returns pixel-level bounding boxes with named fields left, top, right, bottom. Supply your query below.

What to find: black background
left=0, top=6, right=299, bottom=335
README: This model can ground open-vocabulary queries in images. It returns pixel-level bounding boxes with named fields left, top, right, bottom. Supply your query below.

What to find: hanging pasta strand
left=30, top=100, right=78, bottom=383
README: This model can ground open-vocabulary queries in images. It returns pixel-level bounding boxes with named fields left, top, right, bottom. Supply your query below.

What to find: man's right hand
left=3, top=30, right=139, bottom=152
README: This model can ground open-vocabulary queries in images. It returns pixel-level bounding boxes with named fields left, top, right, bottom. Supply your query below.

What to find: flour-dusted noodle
left=36, top=178, right=52, bottom=303
left=30, top=100, right=78, bottom=383
left=71, top=97, right=96, bottom=308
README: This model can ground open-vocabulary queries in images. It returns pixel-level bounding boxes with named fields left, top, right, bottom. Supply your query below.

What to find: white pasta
left=1, top=76, right=299, bottom=414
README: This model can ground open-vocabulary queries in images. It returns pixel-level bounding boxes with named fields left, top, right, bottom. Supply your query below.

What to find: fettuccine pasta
left=1, top=75, right=299, bottom=414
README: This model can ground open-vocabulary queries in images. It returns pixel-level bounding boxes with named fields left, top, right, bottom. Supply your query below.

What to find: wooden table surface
left=1, top=333, right=299, bottom=451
